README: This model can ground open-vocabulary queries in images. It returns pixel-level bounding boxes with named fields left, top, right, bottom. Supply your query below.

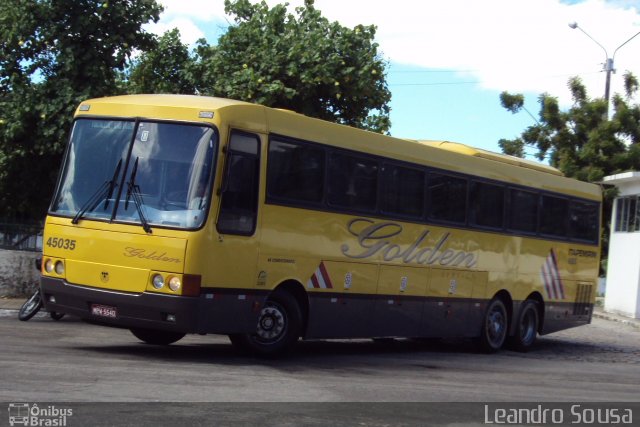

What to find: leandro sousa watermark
left=484, top=404, right=633, bottom=425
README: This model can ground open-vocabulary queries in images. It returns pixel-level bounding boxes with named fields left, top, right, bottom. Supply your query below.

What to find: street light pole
left=568, top=22, right=640, bottom=111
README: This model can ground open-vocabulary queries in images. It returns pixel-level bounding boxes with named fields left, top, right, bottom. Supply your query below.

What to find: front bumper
left=41, top=276, right=266, bottom=334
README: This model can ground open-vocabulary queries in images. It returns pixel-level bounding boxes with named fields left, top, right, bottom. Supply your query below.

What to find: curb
left=593, top=310, right=640, bottom=329
left=0, top=298, right=26, bottom=310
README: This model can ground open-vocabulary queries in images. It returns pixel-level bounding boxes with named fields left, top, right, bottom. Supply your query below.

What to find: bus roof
left=414, top=140, right=564, bottom=176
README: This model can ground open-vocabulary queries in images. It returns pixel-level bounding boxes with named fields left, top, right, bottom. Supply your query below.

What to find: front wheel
left=508, top=300, right=539, bottom=352
left=477, top=298, right=508, bottom=353
left=50, top=312, right=65, bottom=321
left=130, top=328, right=185, bottom=345
left=229, top=289, right=302, bottom=357
left=18, top=290, right=43, bottom=321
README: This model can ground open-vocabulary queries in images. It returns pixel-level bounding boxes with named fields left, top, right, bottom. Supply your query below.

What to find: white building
left=603, top=171, right=640, bottom=319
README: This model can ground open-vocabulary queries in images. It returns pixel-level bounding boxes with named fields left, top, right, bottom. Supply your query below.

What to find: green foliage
left=1, top=0, right=392, bottom=221
left=499, top=73, right=640, bottom=272
left=0, top=0, right=162, bottom=220
left=193, top=0, right=391, bottom=133
left=125, top=28, right=196, bottom=94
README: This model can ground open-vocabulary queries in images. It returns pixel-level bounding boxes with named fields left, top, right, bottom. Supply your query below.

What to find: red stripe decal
left=319, top=262, right=333, bottom=289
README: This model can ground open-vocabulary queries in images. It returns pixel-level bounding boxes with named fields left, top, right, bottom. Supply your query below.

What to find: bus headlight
left=54, top=260, right=65, bottom=275
left=152, top=274, right=165, bottom=289
left=168, top=276, right=181, bottom=292
left=44, top=259, right=54, bottom=273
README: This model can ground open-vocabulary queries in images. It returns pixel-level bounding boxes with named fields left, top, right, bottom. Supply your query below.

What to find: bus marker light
left=49, top=295, right=56, bottom=303
left=168, top=276, right=181, bottom=292
left=198, top=111, right=214, bottom=119
left=54, top=261, right=64, bottom=275
left=166, top=314, right=176, bottom=323
left=152, top=274, right=165, bottom=289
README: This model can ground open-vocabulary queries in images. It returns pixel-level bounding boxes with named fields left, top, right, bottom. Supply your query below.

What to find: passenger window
left=267, top=138, right=325, bottom=204
left=508, top=189, right=538, bottom=233
left=217, top=131, right=260, bottom=235
left=428, top=173, right=467, bottom=223
left=381, top=164, right=425, bottom=218
left=540, top=195, right=569, bottom=237
left=470, top=182, right=504, bottom=228
left=569, top=200, right=599, bottom=242
left=327, top=152, right=378, bottom=212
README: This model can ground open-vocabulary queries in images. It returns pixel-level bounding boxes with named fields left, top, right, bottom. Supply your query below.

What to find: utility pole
left=569, top=22, right=640, bottom=113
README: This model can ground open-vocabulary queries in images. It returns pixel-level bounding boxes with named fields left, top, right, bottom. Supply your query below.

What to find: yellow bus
left=41, top=94, right=601, bottom=355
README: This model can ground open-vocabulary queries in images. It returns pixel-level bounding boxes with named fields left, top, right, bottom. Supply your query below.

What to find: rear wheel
left=130, top=328, right=185, bottom=345
left=508, top=300, right=539, bottom=352
left=477, top=298, right=508, bottom=353
left=229, top=289, right=302, bottom=357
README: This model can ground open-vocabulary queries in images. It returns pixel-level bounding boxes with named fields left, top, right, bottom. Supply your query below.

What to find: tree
left=498, top=73, right=640, bottom=271
left=125, top=28, right=197, bottom=94
left=194, top=0, right=391, bottom=133
left=0, top=0, right=162, bottom=221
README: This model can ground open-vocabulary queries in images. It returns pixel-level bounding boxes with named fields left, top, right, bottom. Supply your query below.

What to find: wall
left=604, top=172, right=640, bottom=319
left=0, top=249, right=40, bottom=297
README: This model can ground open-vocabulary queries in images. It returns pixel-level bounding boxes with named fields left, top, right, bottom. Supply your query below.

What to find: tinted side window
left=381, top=164, right=425, bottom=218
left=267, top=138, right=325, bottom=204
left=428, top=173, right=467, bottom=223
left=470, top=182, right=504, bottom=228
left=508, top=189, right=538, bottom=233
left=570, top=200, right=599, bottom=242
left=327, top=152, right=378, bottom=212
left=540, top=195, right=569, bottom=237
left=217, top=131, right=260, bottom=235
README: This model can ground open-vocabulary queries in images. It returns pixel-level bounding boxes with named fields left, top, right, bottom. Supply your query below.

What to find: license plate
left=91, top=304, right=117, bottom=318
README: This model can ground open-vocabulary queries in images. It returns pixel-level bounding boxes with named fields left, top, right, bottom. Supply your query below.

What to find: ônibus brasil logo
left=8, top=403, right=73, bottom=426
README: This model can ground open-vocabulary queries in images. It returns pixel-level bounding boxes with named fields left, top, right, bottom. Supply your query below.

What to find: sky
left=148, top=0, right=640, bottom=160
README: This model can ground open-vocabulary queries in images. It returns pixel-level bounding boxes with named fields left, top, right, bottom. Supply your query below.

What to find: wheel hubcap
left=256, top=304, right=286, bottom=342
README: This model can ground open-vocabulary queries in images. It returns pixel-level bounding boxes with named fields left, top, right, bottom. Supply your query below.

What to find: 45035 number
left=46, top=237, right=76, bottom=250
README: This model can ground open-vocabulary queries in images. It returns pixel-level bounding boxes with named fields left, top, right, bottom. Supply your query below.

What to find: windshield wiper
left=125, top=157, right=152, bottom=234
left=71, top=159, right=122, bottom=224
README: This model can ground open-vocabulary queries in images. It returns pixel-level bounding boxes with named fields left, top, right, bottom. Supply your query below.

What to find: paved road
left=0, top=310, right=638, bottom=425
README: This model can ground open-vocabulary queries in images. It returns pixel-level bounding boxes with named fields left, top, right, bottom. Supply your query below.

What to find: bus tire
left=229, top=289, right=302, bottom=357
left=50, top=311, right=65, bottom=320
left=508, top=300, right=539, bottom=352
left=130, top=328, right=185, bottom=345
left=477, top=298, right=508, bottom=353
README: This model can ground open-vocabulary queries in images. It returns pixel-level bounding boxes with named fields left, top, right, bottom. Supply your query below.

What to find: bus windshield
left=51, top=119, right=217, bottom=230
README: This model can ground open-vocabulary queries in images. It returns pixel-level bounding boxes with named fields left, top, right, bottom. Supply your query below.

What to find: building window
left=615, top=196, right=640, bottom=232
